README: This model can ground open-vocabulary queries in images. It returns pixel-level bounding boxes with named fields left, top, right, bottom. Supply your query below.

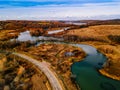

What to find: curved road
left=13, top=52, right=63, bottom=90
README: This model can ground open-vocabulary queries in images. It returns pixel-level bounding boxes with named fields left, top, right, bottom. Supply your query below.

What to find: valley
left=0, top=20, right=120, bottom=90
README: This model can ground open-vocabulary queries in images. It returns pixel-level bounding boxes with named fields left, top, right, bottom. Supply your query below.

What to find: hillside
left=64, top=25, right=120, bottom=43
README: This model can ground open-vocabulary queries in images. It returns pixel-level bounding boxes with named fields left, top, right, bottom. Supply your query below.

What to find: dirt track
left=13, top=52, right=64, bottom=90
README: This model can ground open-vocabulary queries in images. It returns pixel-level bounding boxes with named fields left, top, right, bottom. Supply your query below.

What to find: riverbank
left=96, top=44, right=120, bottom=81
left=71, top=41, right=120, bottom=81
left=59, top=25, right=120, bottom=81
left=19, top=43, right=86, bottom=90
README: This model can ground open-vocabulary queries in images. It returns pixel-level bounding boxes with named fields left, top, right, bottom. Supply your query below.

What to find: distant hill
left=62, top=19, right=120, bottom=27
left=79, top=19, right=120, bottom=25
left=0, top=20, right=70, bottom=30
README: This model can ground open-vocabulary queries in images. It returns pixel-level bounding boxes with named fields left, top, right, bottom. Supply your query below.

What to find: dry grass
left=31, top=74, right=49, bottom=90
left=96, top=44, right=120, bottom=80
left=0, top=30, right=19, bottom=41
left=26, top=43, right=85, bottom=90
left=65, top=25, right=120, bottom=42
left=0, top=54, right=50, bottom=90
left=66, top=25, right=120, bottom=36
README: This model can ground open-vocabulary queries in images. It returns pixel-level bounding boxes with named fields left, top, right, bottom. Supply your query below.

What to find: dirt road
left=13, top=52, right=64, bottom=90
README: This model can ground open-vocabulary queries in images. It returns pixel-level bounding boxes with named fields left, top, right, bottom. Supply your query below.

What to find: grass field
left=65, top=25, right=120, bottom=42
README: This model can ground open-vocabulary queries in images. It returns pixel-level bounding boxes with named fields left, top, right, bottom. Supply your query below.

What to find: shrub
left=108, top=35, right=120, bottom=43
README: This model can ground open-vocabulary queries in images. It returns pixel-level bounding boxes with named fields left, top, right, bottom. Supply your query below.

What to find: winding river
left=13, top=31, right=120, bottom=90
left=70, top=44, right=120, bottom=90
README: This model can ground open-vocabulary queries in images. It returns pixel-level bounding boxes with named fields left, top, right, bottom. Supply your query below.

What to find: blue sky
left=0, top=0, right=120, bottom=20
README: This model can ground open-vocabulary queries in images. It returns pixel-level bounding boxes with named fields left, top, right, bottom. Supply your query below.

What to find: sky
left=0, top=0, right=120, bottom=20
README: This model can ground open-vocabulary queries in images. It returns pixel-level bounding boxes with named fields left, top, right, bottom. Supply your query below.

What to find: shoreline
left=99, top=69, right=120, bottom=81
left=80, top=41, right=120, bottom=81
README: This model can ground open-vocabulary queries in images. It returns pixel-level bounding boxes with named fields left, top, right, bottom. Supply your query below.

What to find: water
left=72, top=22, right=87, bottom=25
left=71, top=44, right=120, bottom=90
left=12, top=31, right=63, bottom=42
left=65, top=22, right=87, bottom=25
left=37, top=42, right=120, bottom=90
left=48, top=29, right=64, bottom=34
left=11, top=32, right=120, bottom=90
left=48, top=27, right=70, bottom=34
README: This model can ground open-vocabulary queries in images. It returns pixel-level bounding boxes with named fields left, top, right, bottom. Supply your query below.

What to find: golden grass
left=31, top=74, right=48, bottom=90
left=96, top=44, right=120, bottom=80
left=0, top=30, right=19, bottom=40
left=65, top=25, right=120, bottom=42
left=66, top=25, right=120, bottom=36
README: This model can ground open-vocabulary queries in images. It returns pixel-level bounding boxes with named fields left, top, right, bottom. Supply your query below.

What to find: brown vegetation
left=1, top=20, right=120, bottom=89
left=0, top=20, right=73, bottom=38
left=96, top=44, right=120, bottom=80
left=31, top=74, right=49, bottom=90
left=0, top=30, right=20, bottom=41
left=108, top=35, right=120, bottom=43
left=29, top=28, right=46, bottom=36
left=0, top=40, right=36, bottom=51
left=78, top=19, right=120, bottom=26
left=0, top=20, right=70, bottom=30
left=60, top=25, right=119, bottom=43
left=25, top=43, right=85, bottom=90
left=0, top=54, right=50, bottom=90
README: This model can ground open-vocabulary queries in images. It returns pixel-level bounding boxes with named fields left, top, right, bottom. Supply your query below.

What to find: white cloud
left=0, top=2, right=120, bottom=20
left=83, top=2, right=120, bottom=6
left=0, top=0, right=90, bottom=1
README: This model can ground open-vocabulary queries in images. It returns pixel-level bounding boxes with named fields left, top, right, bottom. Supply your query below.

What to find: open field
left=66, top=25, right=120, bottom=36
left=64, top=25, right=120, bottom=42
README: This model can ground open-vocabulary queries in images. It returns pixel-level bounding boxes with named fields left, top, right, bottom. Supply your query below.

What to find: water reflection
left=12, top=30, right=63, bottom=42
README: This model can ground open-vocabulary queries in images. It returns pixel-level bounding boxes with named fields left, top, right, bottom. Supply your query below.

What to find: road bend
left=13, top=52, right=63, bottom=90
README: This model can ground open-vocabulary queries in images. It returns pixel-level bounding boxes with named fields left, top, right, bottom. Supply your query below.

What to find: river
left=70, top=44, right=120, bottom=90
left=11, top=30, right=63, bottom=42
left=13, top=31, right=120, bottom=90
